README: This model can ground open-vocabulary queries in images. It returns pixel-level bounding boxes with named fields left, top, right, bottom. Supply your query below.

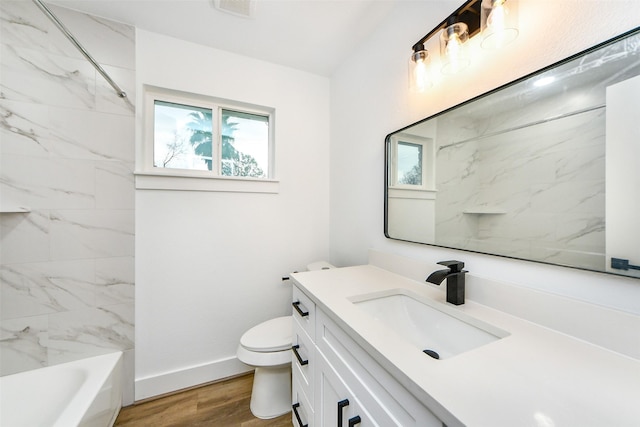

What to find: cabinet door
left=317, top=310, right=443, bottom=427
left=293, top=316, right=314, bottom=407
left=292, top=286, right=316, bottom=340
left=293, top=375, right=314, bottom=427
left=316, top=353, right=376, bottom=427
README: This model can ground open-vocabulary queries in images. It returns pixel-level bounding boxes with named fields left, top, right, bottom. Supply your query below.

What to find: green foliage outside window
left=186, top=111, right=265, bottom=177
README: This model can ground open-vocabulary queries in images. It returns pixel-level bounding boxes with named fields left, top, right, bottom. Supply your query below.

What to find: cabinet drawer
left=316, top=351, right=381, bottom=427
left=292, top=286, right=316, bottom=340
left=293, top=375, right=314, bottom=427
left=316, top=311, right=442, bottom=427
left=293, top=317, right=314, bottom=408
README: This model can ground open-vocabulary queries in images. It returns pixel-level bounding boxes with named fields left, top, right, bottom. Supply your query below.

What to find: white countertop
left=291, top=265, right=640, bottom=427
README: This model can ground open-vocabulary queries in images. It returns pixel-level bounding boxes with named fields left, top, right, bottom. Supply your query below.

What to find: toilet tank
left=306, top=261, right=335, bottom=271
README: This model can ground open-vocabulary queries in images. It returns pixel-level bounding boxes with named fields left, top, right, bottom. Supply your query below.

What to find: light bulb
left=487, top=1, right=506, bottom=31
left=410, top=48, right=432, bottom=92
left=445, top=37, right=465, bottom=73
left=440, top=22, right=470, bottom=75
left=481, top=0, right=519, bottom=49
left=414, top=60, right=429, bottom=93
left=446, top=34, right=462, bottom=59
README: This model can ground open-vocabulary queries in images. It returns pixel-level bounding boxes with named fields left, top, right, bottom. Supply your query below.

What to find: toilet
left=237, top=261, right=334, bottom=419
left=236, top=316, right=293, bottom=419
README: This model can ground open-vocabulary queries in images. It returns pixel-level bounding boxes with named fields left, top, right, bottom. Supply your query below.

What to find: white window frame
left=136, top=86, right=278, bottom=193
left=389, top=133, right=435, bottom=191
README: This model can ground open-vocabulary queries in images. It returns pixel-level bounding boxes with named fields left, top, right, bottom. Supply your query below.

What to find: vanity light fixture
left=409, top=0, right=519, bottom=91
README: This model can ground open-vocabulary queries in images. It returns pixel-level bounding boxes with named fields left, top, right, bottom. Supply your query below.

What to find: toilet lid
left=240, top=316, right=292, bottom=352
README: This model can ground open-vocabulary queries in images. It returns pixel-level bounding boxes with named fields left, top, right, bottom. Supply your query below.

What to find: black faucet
left=426, top=260, right=467, bottom=305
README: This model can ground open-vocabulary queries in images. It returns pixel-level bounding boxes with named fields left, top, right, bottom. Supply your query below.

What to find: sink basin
left=350, top=290, right=509, bottom=359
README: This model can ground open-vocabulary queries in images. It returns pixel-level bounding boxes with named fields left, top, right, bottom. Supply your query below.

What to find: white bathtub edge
left=58, top=351, right=123, bottom=427
left=0, top=351, right=123, bottom=427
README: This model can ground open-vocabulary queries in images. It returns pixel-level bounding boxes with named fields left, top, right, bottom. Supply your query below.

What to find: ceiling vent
left=212, top=0, right=255, bottom=18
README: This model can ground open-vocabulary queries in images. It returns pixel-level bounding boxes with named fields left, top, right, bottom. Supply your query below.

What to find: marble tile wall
left=435, top=96, right=605, bottom=270
left=0, top=1, right=135, bottom=376
left=434, top=115, right=481, bottom=248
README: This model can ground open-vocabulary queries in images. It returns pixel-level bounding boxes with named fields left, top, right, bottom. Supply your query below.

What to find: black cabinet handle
left=292, top=301, right=309, bottom=317
left=292, top=345, right=309, bottom=366
left=337, top=399, right=349, bottom=426
left=611, top=257, right=640, bottom=271
left=348, top=416, right=362, bottom=427
left=292, top=403, right=308, bottom=427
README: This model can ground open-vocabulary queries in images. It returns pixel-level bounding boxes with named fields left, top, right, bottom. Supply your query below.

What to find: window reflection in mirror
left=397, top=141, right=423, bottom=186
left=389, top=134, right=435, bottom=190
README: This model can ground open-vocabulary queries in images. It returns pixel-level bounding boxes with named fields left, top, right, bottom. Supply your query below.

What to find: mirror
left=385, top=27, right=640, bottom=278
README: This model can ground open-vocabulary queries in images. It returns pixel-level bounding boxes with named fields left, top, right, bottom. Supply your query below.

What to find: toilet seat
left=237, top=343, right=291, bottom=367
left=240, top=316, right=292, bottom=352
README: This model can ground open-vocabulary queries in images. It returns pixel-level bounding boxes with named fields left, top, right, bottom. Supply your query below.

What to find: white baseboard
left=134, top=356, right=252, bottom=401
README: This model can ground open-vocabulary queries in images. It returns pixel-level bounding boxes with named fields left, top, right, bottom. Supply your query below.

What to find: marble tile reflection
left=436, top=101, right=606, bottom=265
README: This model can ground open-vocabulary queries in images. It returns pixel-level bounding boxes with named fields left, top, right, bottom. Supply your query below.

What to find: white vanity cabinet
left=292, top=285, right=443, bottom=427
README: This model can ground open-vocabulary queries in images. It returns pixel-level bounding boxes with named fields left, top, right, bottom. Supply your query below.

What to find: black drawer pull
left=292, top=403, right=308, bottom=427
left=292, top=345, right=309, bottom=366
left=348, top=416, right=362, bottom=427
left=292, top=301, right=309, bottom=317
left=337, top=399, right=349, bottom=426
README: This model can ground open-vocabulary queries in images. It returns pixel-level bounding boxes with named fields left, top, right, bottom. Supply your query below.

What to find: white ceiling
left=49, top=0, right=398, bottom=76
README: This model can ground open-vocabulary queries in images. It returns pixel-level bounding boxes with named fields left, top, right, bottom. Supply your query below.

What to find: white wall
left=135, top=30, right=330, bottom=399
left=330, top=0, right=640, bottom=315
left=606, top=75, right=640, bottom=278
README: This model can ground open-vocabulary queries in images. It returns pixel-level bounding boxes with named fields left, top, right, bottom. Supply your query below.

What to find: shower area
left=0, top=0, right=135, bottom=400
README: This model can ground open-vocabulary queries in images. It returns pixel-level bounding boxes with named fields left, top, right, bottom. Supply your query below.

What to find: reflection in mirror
left=397, top=141, right=423, bottom=186
left=385, top=28, right=640, bottom=278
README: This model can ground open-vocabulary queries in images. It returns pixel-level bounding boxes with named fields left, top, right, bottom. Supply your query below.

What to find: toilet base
left=250, top=365, right=292, bottom=419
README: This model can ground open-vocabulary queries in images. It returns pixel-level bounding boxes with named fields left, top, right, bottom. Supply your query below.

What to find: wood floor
left=115, top=373, right=292, bottom=426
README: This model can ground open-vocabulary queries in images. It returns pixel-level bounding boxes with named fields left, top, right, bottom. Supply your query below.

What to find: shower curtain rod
left=32, top=0, right=127, bottom=99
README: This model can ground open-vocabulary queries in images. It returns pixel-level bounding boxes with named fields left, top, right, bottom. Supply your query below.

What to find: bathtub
left=0, top=351, right=123, bottom=427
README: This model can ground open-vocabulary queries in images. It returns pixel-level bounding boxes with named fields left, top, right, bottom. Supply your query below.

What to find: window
left=220, top=109, right=269, bottom=178
left=389, top=134, right=435, bottom=190
left=138, top=87, right=277, bottom=192
left=396, top=141, right=423, bottom=186
left=154, top=101, right=214, bottom=171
